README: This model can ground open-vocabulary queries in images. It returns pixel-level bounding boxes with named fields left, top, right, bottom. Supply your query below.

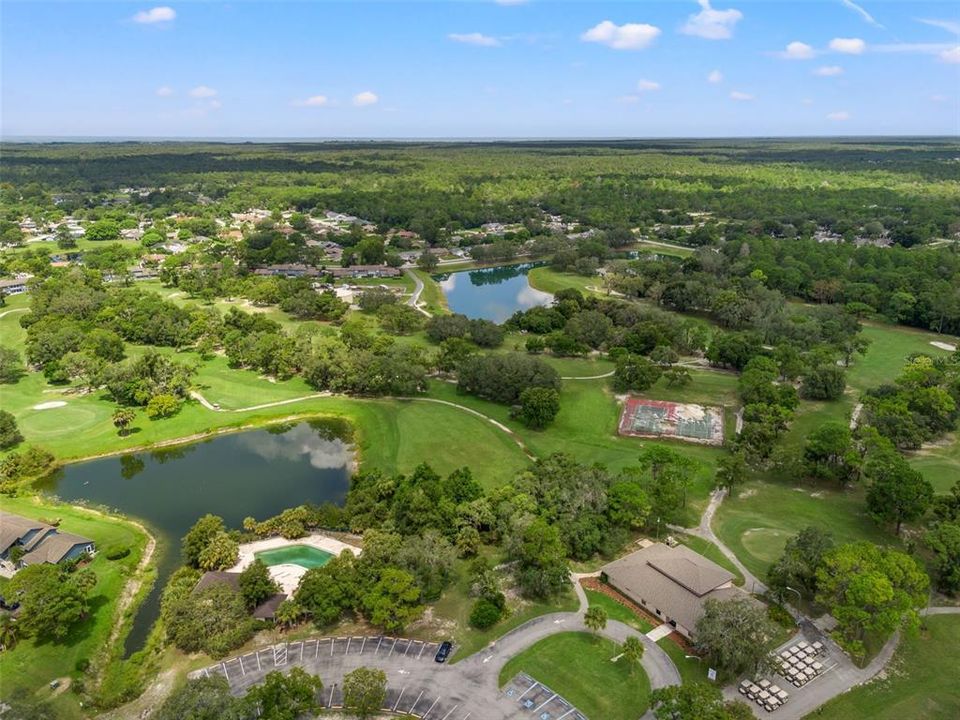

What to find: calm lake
left=435, top=263, right=552, bottom=322
left=36, top=420, right=353, bottom=655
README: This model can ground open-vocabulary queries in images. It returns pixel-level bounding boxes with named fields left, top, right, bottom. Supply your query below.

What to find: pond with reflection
left=435, top=263, right=552, bottom=322
left=37, top=420, right=353, bottom=655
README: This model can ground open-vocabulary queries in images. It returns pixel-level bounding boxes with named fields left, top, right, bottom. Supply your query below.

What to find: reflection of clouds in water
left=439, top=274, right=457, bottom=292
left=516, top=285, right=553, bottom=310
left=237, top=424, right=353, bottom=470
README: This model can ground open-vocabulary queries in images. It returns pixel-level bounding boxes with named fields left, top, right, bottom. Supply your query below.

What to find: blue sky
left=2, top=1, right=958, bottom=138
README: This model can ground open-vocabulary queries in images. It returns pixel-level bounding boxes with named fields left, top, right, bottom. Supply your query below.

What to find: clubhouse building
left=601, top=541, right=752, bottom=640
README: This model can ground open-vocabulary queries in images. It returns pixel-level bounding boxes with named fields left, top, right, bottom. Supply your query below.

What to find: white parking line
left=361, top=636, right=367, bottom=654
left=377, top=636, right=384, bottom=652
left=422, top=696, right=441, bottom=718
left=346, top=637, right=351, bottom=655
left=516, top=680, right=539, bottom=701
left=440, top=705, right=459, bottom=720
left=533, top=693, right=558, bottom=714
left=393, top=686, right=406, bottom=711
left=409, top=690, right=424, bottom=714
left=238, top=656, right=246, bottom=675
left=390, top=638, right=398, bottom=656
left=418, top=642, right=427, bottom=659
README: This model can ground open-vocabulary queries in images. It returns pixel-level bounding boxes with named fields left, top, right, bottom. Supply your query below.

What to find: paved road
left=674, top=488, right=769, bottom=595
left=406, top=268, right=431, bottom=317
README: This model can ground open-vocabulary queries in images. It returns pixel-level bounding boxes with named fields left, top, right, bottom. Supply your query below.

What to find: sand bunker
left=930, top=341, right=956, bottom=352
left=32, top=401, right=67, bottom=410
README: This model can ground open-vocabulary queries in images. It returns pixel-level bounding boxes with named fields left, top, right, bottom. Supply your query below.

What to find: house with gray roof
left=600, top=541, right=753, bottom=639
left=0, top=512, right=95, bottom=576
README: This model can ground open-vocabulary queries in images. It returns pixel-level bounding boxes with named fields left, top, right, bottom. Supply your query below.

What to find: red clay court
left=618, top=397, right=724, bottom=445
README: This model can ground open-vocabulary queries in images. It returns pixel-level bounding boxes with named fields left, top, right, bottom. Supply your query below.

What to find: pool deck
left=228, top=534, right=361, bottom=595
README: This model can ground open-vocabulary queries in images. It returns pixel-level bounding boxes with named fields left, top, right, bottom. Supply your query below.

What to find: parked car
left=434, top=640, right=453, bottom=663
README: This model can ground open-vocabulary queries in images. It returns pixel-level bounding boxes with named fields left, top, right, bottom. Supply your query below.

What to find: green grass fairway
left=656, top=637, right=711, bottom=685
left=427, top=373, right=729, bottom=525
left=2, top=338, right=530, bottom=487
left=0, top=496, right=150, bottom=718
left=498, top=632, right=651, bottom=720
left=410, top=269, right=448, bottom=315
left=526, top=267, right=599, bottom=296
left=811, top=615, right=960, bottom=720
left=714, top=479, right=898, bottom=582
left=909, top=437, right=960, bottom=494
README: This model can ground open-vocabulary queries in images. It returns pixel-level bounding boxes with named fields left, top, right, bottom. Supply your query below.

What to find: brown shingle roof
left=602, top=542, right=748, bottom=635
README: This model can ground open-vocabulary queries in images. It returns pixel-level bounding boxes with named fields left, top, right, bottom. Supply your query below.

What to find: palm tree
left=621, top=636, right=645, bottom=675
left=584, top=606, right=607, bottom=636
left=112, top=407, right=136, bottom=436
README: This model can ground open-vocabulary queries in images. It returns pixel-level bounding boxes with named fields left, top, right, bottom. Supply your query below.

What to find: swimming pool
left=255, top=544, right=334, bottom=569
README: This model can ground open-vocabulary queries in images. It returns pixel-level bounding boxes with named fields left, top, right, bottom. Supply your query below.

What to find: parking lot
left=191, top=635, right=484, bottom=719
left=501, top=673, right=587, bottom=720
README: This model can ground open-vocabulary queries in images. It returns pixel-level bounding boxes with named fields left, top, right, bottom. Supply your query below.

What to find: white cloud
left=917, top=19, right=960, bottom=35
left=208, top=99, right=222, bottom=111
left=155, top=86, right=174, bottom=97
left=707, top=69, right=723, bottom=84
left=132, top=6, right=175, bottom=24
left=581, top=20, right=661, bottom=50
left=930, top=94, right=949, bottom=103
left=802, top=98, right=815, bottom=105
left=826, top=110, right=851, bottom=121
left=830, top=37, right=866, bottom=54
left=294, top=95, right=329, bottom=107
left=680, top=0, right=743, bottom=40
left=189, top=85, right=217, bottom=98
left=730, top=90, right=754, bottom=101
left=353, top=91, right=378, bottom=107
left=616, top=95, right=641, bottom=104
left=448, top=32, right=501, bottom=47
left=942, top=46, right=960, bottom=64
left=814, top=65, right=844, bottom=76
left=637, top=79, right=661, bottom=92
left=781, top=41, right=816, bottom=60
left=840, top=0, right=883, bottom=28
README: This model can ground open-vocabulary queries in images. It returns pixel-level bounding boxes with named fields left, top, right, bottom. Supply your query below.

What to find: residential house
left=0, top=512, right=96, bottom=576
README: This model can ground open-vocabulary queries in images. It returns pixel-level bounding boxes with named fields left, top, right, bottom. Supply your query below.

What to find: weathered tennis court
left=618, top=398, right=724, bottom=445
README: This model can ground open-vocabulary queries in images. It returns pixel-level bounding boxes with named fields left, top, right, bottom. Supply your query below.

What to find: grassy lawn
left=3, top=361, right=529, bottom=488
left=585, top=589, right=654, bottom=633
left=909, top=436, right=960, bottom=494
left=713, top=478, right=899, bottom=582
left=657, top=637, right=711, bottom=685
left=810, top=615, right=960, bottom=720
left=427, top=372, right=728, bottom=525
left=526, top=267, right=600, bottom=296
left=0, top=495, right=150, bottom=719
left=498, top=632, right=651, bottom=720
left=429, top=555, right=579, bottom=660
left=410, top=269, right=448, bottom=315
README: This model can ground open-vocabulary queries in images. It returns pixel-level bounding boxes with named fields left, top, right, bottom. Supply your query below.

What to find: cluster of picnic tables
left=776, top=640, right=826, bottom=687
left=738, top=640, right=828, bottom=713
left=738, top=678, right=790, bottom=713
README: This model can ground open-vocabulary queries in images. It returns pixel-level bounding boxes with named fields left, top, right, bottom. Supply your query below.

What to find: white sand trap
left=931, top=341, right=956, bottom=352
left=32, top=401, right=67, bottom=410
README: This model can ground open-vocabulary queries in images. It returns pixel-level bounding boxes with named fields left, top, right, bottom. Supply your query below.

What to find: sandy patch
left=931, top=341, right=957, bottom=352
left=738, top=488, right=757, bottom=500
left=32, top=401, right=67, bottom=410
